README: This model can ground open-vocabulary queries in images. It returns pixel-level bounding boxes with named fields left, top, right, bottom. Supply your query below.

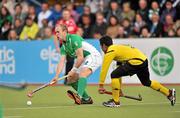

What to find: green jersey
left=60, top=34, right=91, bottom=58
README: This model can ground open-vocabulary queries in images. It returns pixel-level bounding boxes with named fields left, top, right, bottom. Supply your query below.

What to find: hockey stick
left=27, top=75, right=68, bottom=98
left=104, top=90, right=142, bottom=101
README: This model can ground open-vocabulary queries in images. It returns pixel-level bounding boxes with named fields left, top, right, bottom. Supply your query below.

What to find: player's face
left=55, top=26, right=66, bottom=41
left=101, top=44, right=108, bottom=53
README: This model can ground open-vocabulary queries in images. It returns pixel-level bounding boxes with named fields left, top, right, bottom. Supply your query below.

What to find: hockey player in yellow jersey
left=98, top=35, right=176, bottom=107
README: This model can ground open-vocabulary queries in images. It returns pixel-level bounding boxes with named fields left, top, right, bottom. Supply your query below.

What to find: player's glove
left=98, top=84, right=106, bottom=94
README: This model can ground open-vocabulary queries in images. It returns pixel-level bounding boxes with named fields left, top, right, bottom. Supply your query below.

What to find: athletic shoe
left=67, top=90, right=81, bottom=105
left=167, top=88, right=176, bottom=106
left=81, top=97, right=93, bottom=104
left=102, top=99, right=120, bottom=107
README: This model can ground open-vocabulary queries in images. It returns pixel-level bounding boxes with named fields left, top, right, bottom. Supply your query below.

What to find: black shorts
left=112, top=59, right=151, bottom=86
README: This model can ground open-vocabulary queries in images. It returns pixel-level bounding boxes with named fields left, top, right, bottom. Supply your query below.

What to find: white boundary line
left=5, top=102, right=180, bottom=111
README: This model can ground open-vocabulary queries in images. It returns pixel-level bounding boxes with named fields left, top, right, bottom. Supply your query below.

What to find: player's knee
left=141, top=80, right=151, bottom=87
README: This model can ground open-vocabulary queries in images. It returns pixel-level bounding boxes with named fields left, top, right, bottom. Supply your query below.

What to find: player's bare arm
left=75, top=48, right=84, bottom=68
left=52, top=55, right=66, bottom=83
left=68, top=48, right=84, bottom=78
left=54, top=36, right=60, bottom=53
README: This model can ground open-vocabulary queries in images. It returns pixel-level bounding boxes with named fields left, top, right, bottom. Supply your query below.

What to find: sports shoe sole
left=102, top=102, right=120, bottom=108
left=81, top=98, right=93, bottom=104
left=171, top=88, right=176, bottom=106
left=67, top=90, right=81, bottom=105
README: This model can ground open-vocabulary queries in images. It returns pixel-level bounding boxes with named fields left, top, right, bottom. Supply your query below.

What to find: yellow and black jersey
left=99, top=44, right=147, bottom=85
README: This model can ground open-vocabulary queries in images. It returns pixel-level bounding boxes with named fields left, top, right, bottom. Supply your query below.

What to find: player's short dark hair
left=99, top=35, right=113, bottom=46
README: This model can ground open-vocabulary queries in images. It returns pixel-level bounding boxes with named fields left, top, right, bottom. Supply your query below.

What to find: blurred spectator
left=173, top=20, right=180, bottom=31
left=0, top=0, right=16, bottom=15
left=148, top=1, right=160, bottom=20
left=176, top=27, right=180, bottom=37
left=160, top=0, right=176, bottom=24
left=163, top=14, right=174, bottom=36
left=76, top=27, right=84, bottom=37
left=0, top=6, right=12, bottom=27
left=13, top=18, right=23, bottom=36
left=0, top=20, right=11, bottom=40
left=38, top=2, right=52, bottom=28
left=36, top=19, right=49, bottom=40
left=91, top=12, right=108, bottom=39
left=121, top=2, right=135, bottom=22
left=66, top=2, right=80, bottom=22
left=18, top=0, right=29, bottom=14
left=48, top=2, right=62, bottom=27
left=167, top=28, right=176, bottom=37
left=78, top=5, right=96, bottom=26
left=13, top=3, right=27, bottom=23
left=140, top=26, right=151, bottom=38
left=8, top=29, right=18, bottom=40
left=137, top=0, right=149, bottom=23
left=85, top=0, right=99, bottom=13
left=80, top=14, right=93, bottom=38
left=27, top=5, right=38, bottom=23
left=149, top=13, right=163, bottom=37
left=74, top=1, right=84, bottom=14
left=106, top=0, right=123, bottom=22
left=54, top=8, right=78, bottom=51
left=121, top=18, right=133, bottom=37
left=42, top=27, right=54, bottom=40
left=106, top=15, right=120, bottom=38
left=57, top=9, right=78, bottom=34
left=133, top=13, right=146, bottom=35
left=84, top=0, right=110, bottom=13
left=116, top=25, right=128, bottom=38
left=20, top=17, right=39, bottom=40
left=98, top=0, right=111, bottom=13
left=0, top=0, right=178, bottom=39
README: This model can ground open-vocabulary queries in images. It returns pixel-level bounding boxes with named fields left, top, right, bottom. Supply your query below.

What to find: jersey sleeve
left=99, top=46, right=116, bottom=85
left=72, top=35, right=83, bottom=50
left=60, top=45, right=66, bottom=56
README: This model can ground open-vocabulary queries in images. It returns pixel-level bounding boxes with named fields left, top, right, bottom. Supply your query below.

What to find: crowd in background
left=0, top=0, right=180, bottom=41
